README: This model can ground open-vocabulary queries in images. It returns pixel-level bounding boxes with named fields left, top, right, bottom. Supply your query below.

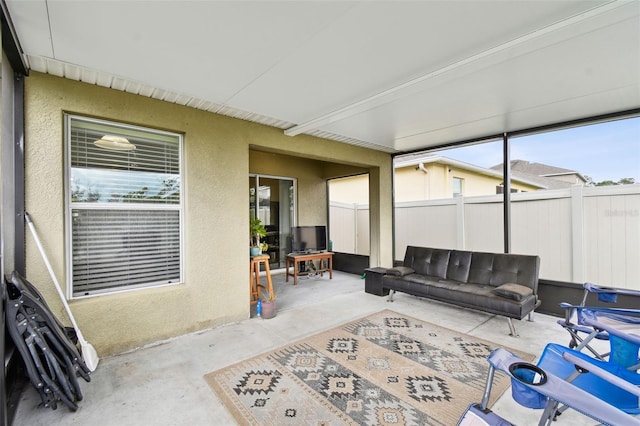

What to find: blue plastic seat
left=557, top=282, right=640, bottom=360
left=477, top=346, right=640, bottom=425
left=537, top=343, right=640, bottom=415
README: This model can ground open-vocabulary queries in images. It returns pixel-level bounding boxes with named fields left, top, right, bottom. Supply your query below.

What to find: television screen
left=291, top=226, right=327, bottom=253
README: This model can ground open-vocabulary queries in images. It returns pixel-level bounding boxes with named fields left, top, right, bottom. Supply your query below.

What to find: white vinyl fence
left=329, top=202, right=370, bottom=255
left=330, top=185, right=640, bottom=290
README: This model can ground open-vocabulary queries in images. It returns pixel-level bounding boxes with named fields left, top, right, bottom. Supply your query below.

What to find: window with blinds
left=66, top=115, right=183, bottom=297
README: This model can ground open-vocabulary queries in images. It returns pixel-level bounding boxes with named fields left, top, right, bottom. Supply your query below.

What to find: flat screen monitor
left=291, top=226, right=327, bottom=253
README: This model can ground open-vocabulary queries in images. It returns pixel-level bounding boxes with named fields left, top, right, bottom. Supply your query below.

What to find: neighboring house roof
left=494, top=159, right=587, bottom=180
left=394, top=154, right=547, bottom=189
left=490, top=160, right=587, bottom=188
left=505, top=169, right=575, bottom=190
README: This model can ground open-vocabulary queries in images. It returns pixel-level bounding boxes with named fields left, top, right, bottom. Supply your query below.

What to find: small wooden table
left=286, top=252, right=333, bottom=285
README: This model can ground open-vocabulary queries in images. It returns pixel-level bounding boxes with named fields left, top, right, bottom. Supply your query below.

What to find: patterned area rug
left=205, top=309, right=534, bottom=425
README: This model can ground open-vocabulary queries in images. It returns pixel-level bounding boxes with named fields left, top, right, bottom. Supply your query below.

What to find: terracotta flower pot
left=261, top=300, right=276, bottom=319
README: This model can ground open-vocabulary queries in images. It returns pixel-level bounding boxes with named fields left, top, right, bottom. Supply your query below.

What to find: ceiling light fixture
left=93, top=135, right=136, bottom=151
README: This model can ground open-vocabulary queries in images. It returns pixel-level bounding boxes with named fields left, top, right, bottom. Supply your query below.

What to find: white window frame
left=453, top=177, right=464, bottom=197
left=64, top=114, right=184, bottom=298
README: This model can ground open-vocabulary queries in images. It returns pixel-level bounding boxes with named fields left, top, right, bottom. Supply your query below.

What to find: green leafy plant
left=250, top=218, right=267, bottom=248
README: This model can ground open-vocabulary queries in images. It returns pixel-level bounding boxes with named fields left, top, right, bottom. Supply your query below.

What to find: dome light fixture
left=93, top=135, right=136, bottom=151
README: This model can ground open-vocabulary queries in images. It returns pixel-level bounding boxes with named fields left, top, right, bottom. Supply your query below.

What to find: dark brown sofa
left=381, top=246, right=541, bottom=336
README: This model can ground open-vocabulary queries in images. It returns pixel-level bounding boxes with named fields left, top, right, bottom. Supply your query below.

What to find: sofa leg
left=507, top=318, right=519, bottom=337
left=387, top=289, right=395, bottom=302
left=527, top=312, right=535, bottom=322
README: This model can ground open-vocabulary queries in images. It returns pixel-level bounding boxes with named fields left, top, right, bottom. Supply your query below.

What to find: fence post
left=571, top=185, right=584, bottom=283
left=456, top=196, right=465, bottom=249
left=353, top=202, right=358, bottom=254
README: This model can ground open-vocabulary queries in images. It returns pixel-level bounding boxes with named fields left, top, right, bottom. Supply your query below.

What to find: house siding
left=338, top=160, right=546, bottom=205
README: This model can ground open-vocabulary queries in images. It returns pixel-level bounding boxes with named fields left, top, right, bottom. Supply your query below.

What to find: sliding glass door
left=249, top=175, right=296, bottom=269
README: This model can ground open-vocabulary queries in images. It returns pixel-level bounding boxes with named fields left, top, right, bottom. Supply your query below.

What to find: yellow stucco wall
left=395, top=167, right=427, bottom=201
left=24, top=73, right=392, bottom=356
left=332, top=163, right=539, bottom=203
left=394, top=164, right=539, bottom=201
left=329, top=174, right=369, bottom=204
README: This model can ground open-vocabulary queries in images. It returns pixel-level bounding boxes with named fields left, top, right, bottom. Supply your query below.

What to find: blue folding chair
left=578, top=308, right=640, bottom=370
left=466, top=289, right=640, bottom=425
left=557, top=282, right=640, bottom=360
left=477, top=345, right=640, bottom=425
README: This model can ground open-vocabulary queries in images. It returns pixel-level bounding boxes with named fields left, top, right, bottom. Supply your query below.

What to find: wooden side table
left=249, top=255, right=274, bottom=304
left=285, top=252, right=333, bottom=285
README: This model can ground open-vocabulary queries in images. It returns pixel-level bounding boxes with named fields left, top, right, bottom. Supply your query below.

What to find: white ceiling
left=5, top=0, right=640, bottom=153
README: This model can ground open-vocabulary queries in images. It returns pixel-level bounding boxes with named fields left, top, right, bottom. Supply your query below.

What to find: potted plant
left=250, top=217, right=267, bottom=256
left=259, top=241, right=269, bottom=254
left=259, top=286, right=276, bottom=319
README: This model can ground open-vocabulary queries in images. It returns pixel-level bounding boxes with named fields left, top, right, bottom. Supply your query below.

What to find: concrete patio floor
left=12, top=270, right=614, bottom=425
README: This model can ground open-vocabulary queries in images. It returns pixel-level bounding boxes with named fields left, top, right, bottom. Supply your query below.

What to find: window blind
left=71, top=209, right=181, bottom=296
left=70, top=125, right=180, bottom=204
left=67, top=115, right=183, bottom=296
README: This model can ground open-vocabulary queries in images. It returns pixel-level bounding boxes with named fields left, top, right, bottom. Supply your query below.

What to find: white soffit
left=318, top=2, right=640, bottom=150
left=6, top=0, right=640, bottom=153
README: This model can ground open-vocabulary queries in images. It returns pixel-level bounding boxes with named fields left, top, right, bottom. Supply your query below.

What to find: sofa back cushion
left=491, top=254, right=540, bottom=289
left=404, top=246, right=450, bottom=278
left=468, top=251, right=540, bottom=291
left=468, top=252, right=496, bottom=285
left=446, top=250, right=472, bottom=282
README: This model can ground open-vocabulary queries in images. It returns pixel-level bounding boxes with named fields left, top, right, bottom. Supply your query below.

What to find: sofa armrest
left=387, top=266, right=415, bottom=277
left=364, top=267, right=390, bottom=296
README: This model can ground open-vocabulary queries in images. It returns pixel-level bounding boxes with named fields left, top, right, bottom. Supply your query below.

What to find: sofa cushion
left=408, top=247, right=450, bottom=278
left=492, top=283, right=533, bottom=301
left=446, top=250, right=472, bottom=282
left=387, top=266, right=415, bottom=277
left=468, top=252, right=540, bottom=290
left=401, top=274, right=441, bottom=286
left=382, top=274, right=432, bottom=298
left=468, top=252, right=496, bottom=285
left=489, top=254, right=540, bottom=288
left=403, top=246, right=418, bottom=267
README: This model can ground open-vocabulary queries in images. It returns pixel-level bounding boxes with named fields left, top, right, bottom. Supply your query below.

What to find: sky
left=435, top=116, right=640, bottom=183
